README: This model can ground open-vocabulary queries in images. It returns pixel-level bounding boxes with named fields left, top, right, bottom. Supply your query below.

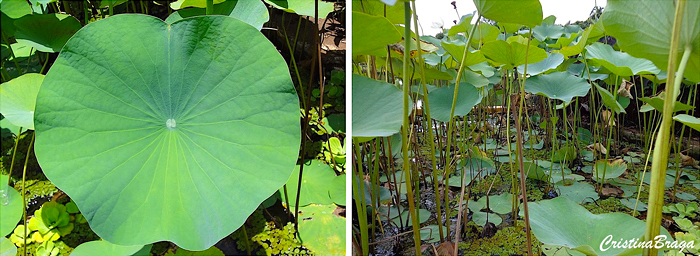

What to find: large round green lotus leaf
left=0, top=237, right=17, bottom=256
left=602, top=0, right=700, bottom=83
left=525, top=72, right=590, bottom=104
left=14, top=13, right=81, bottom=53
left=474, top=0, right=542, bottom=28
left=0, top=0, right=32, bottom=37
left=532, top=23, right=565, bottom=42
left=554, top=26, right=599, bottom=57
left=460, top=69, right=489, bottom=88
left=0, top=175, right=22, bottom=237
left=352, top=12, right=401, bottom=57
left=6, top=42, right=36, bottom=61
left=428, top=83, right=481, bottom=123
left=280, top=160, right=336, bottom=207
left=584, top=43, right=660, bottom=76
left=526, top=197, right=671, bottom=256
left=263, top=0, right=334, bottom=18
left=517, top=53, right=564, bottom=76
left=33, top=15, right=300, bottom=250
left=594, top=83, right=626, bottom=114
left=448, top=14, right=474, bottom=37
left=378, top=58, right=453, bottom=81
left=172, top=246, right=224, bottom=256
left=674, top=114, right=700, bottom=133
left=70, top=240, right=149, bottom=256
left=0, top=73, right=42, bottom=129
left=99, top=0, right=128, bottom=8
left=328, top=174, right=345, bottom=206
left=352, top=74, right=406, bottom=137
left=594, top=159, right=627, bottom=183
left=639, top=97, right=694, bottom=113
left=481, top=39, right=547, bottom=69
left=352, top=0, right=405, bottom=24
left=298, top=204, right=345, bottom=256
left=467, top=23, right=500, bottom=47
left=165, top=0, right=268, bottom=30
left=441, top=42, right=487, bottom=67
left=169, top=0, right=226, bottom=9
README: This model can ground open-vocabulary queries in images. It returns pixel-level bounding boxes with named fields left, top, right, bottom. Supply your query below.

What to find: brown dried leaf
left=617, top=79, right=634, bottom=99
left=602, top=110, right=616, bottom=127
left=587, top=143, right=608, bottom=155
left=436, top=242, right=457, bottom=256
left=601, top=186, right=623, bottom=197
left=679, top=152, right=700, bottom=169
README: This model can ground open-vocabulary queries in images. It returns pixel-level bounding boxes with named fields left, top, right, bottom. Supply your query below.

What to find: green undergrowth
left=457, top=222, right=543, bottom=256
left=583, top=197, right=629, bottom=215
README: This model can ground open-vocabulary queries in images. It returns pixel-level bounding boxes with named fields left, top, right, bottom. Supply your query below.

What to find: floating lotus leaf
left=33, top=15, right=300, bottom=250
left=555, top=181, right=598, bottom=204
left=419, top=225, right=445, bottom=243
left=280, top=160, right=336, bottom=207
left=0, top=73, right=43, bottom=129
left=0, top=237, right=17, bottom=256
left=428, top=83, right=481, bottom=123
left=352, top=74, right=406, bottom=137
left=298, top=204, right=345, bottom=256
left=525, top=71, right=590, bottom=105
left=477, top=193, right=514, bottom=215
left=472, top=212, right=502, bottom=227
left=0, top=175, right=22, bottom=237
left=594, top=159, right=627, bottom=183
left=527, top=197, right=671, bottom=256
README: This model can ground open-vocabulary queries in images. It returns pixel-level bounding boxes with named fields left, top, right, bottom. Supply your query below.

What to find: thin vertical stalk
left=514, top=30, right=534, bottom=256
left=21, top=132, right=35, bottom=256
left=206, top=0, right=213, bottom=15
left=401, top=3, right=421, bottom=255
left=352, top=139, right=369, bottom=255
left=410, top=0, right=443, bottom=242
left=644, top=1, right=688, bottom=255
left=444, top=14, right=481, bottom=239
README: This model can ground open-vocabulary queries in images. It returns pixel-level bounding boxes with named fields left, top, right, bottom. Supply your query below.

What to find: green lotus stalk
left=206, top=0, right=213, bottom=15
left=645, top=1, right=689, bottom=255
left=514, top=29, right=534, bottom=256
left=21, top=133, right=34, bottom=256
left=444, top=14, right=481, bottom=239
left=352, top=139, right=369, bottom=255
left=410, top=0, right=444, bottom=242
left=4, top=127, right=22, bottom=199
left=370, top=140, right=380, bottom=240
left=401, top=3, right=421, bottom=255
